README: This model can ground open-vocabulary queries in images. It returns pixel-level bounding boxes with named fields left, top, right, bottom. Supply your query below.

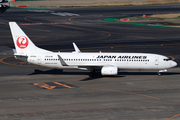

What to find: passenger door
left=155, top=57, right=159, bottom=65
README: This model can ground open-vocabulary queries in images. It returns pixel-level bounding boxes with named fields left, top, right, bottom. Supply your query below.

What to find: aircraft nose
left=171, top=61, right=177, bottom=67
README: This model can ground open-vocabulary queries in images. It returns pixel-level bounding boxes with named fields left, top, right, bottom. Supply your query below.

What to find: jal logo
left=16, top=36, right=28, bottom=49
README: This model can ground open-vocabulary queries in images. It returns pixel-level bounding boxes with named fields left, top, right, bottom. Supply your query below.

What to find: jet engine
left=101, top=66, right=118, bottom=75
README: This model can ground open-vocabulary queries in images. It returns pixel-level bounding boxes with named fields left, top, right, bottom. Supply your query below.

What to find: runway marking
left=28, top=10, right=80, bottom=17
left=54, top=24, right=111, bottom=41
left=24, top=15, right=40, bottom=23
left=28, top=10, right=55, bottom=13
left=69, top=16, right=80, bottom=23
left=166, top=113, right=180, bottom=120
left=23, top=14, right=180, bottom=49
left=53, top=82, right=76, bottom=88
left=20, top=25, right=51, bottom=32
left=0, top=56, right=37, bottom=67
left=80, top=87, right=160, bottom=100
left=33, top=83, right=56, bottom=89
left=33, top=82, right=77, bottom=89
left=24, top=14, right=112, bottom=43
left=70, top=16, right=180, bottom=47
left=51, top=12, right=79, bottom=16
left=20, top=22, right=72, bottom=26
left=0, top=56, right=12, bottom=65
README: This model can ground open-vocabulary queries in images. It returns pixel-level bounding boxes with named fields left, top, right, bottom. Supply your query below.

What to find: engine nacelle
left=101, top=66, right=118, bottom=76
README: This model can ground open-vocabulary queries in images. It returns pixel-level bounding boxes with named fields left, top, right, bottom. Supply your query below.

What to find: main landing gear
left=89, top=70, right=97, bottom=77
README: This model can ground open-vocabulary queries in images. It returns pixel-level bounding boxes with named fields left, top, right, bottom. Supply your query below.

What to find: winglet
left=72, top=43, right=81, bottom=53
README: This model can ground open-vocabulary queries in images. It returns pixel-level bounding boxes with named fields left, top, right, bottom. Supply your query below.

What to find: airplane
left=9, top=22, right=177, bottom=77
left=0, top=0, right=14, bottom=13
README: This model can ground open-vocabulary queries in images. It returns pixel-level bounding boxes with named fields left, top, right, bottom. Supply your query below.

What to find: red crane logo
left=16, top=36, right=29, bottom=49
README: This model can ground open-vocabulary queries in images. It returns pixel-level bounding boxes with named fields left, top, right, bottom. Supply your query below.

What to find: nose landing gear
left=157, top=69, right=167, bottom=76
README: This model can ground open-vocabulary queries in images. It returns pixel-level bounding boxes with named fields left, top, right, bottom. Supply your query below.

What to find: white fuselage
left=21, top=52, right=177, bottom=71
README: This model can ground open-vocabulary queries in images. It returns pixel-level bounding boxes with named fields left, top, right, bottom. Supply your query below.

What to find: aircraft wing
left=77, top=65, right=103, bottom=71
left=57, top=55, right=103, bottom=70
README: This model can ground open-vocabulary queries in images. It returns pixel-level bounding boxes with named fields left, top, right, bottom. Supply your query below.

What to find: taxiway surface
left=0, top=4, right=180, bottom=120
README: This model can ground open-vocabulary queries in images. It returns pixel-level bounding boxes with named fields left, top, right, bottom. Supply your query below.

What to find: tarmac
left=7, top=0, right=180, bottom=8
left=0, top=3, right=180, bottom=120
left=105, top=16, right=180, bottom=28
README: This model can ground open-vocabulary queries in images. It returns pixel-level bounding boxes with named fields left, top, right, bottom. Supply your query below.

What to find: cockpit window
left=163, top=57, right=172, bottom=61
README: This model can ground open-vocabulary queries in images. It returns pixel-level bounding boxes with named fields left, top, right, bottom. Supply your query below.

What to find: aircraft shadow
left=119, top=72, right=180, bottom=76
left=29, top=69, right=180, bottom=76
left=29, top=69, right=88, bottom=75
left=80, top=72, right=180, bottom=81
left=29, top=69, right=125, bottom=81
left=80, top=75, right=125, bottom=81
left=29, top=69, right=180, bottom=81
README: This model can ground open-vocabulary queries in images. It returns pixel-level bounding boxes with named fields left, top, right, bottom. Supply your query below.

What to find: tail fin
left=9, top=22, right=51, bottom=55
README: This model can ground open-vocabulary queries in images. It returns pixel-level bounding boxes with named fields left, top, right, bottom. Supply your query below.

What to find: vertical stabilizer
left=9, top=22, right=51, bottom=55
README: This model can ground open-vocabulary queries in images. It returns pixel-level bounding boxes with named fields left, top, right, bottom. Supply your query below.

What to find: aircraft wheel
left=89, top=72, right=94, bottom=77
left=157, top=72, right=162, bottom=76
left=89, top=70, right=96, bottom=77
